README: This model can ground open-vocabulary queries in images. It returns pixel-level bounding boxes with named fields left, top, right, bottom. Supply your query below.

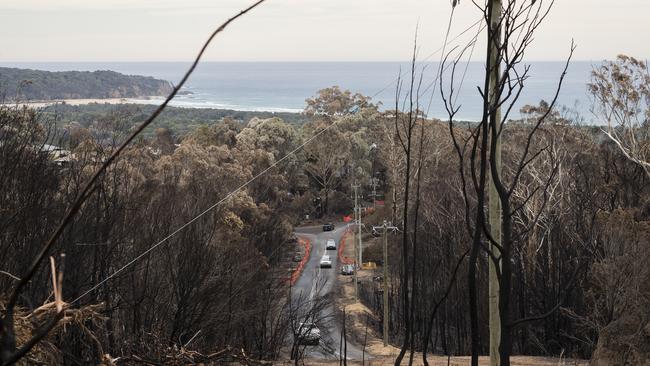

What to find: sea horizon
left=0, top=61, right=598, bottom=122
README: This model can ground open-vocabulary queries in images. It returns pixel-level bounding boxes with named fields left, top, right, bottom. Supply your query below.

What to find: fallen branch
left=118, top=346, right=273, bottom=366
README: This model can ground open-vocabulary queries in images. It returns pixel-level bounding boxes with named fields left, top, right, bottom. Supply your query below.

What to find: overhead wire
left=188, top=19, right=486, bottom=315
left=72, top=122, right=339, bottom=304
left=369, top=16, right=484, bottom=102
left=453, top=26, right=481, bottom=107
left=72, top=11, right=486, bottom=307
left=424, top=4, right=459, bottom=117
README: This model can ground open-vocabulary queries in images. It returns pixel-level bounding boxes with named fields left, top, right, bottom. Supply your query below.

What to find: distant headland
left=0, top=67, right=173, bottom=101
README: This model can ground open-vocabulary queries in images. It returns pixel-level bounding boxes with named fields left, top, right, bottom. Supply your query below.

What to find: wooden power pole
left=382, top=223, right=388, bottom=347
left=358, top=198, right=363, bottom=268
left=353, top=183, right=361, bottom=301
left=372, top=220, right=397, bottom=347
left=487, top=0, right=503, bottom=365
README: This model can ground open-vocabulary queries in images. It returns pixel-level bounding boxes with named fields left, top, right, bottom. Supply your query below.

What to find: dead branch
left=0, top=1, right=267, bottom=364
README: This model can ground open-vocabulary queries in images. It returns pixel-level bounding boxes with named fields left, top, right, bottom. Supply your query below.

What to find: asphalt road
left=294, top=223, right=365, bottom=361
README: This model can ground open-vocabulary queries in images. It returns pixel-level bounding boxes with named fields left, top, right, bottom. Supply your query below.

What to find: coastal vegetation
left=39, top=103, right=308, bottom=139
left=0, top=67, right=172, bottom=101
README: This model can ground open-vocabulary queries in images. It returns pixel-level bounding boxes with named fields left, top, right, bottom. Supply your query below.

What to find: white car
left=295, top=322, right=321, bottom=345
left=320, top=255, right=332, bottom=268
left=326, top=239, right=336, bottom=250
left=341, top=264, right=354, bottom=275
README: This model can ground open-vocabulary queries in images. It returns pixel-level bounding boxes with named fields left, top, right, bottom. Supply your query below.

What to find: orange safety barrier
left=337, top=227, right=355, bottom=265
left=289, top=237, right=311, bottom=285
left=347, top=207, right=375, bottom=219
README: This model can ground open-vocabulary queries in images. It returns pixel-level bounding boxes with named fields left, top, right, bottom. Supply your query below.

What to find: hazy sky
left=1, top=0, right=648, bottom=62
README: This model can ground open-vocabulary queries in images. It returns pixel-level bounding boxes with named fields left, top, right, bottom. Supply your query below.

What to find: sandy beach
left=9, top=97, right=165, bottom=109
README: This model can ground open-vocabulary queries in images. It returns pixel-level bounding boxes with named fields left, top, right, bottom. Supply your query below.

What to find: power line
left=178, top=16, right=488, bottom=337
left=421, top=7, right=490, bottom=118
left=6, top=0, right=269, bottom=315
left=72, top=122, right=339, bottom=304
left=72, top=15, right=485, bottom=307
left=369, top=17, right=484, bottom=102
left=425, top=20, right=485, bottom=118
left=423, top=4, right=459, bottom=117
left=453, top=27, right=481, bottom=107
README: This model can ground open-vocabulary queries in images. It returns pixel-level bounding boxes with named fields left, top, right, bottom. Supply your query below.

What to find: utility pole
left=487, top=0, right=503, bottom=365
left=391, top=188, right=397, bottom=227
left=352, top=183, right=361, bottom=301
left=373, top=221, right=397, bottom=347
left=358, top=193, right=363, bottom=268
left=369, top=176, right=379, bottom=208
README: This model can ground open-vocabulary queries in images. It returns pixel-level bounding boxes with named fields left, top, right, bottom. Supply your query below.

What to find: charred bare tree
left=442, top=1, right=576, bottom=365
left=0, top=2, right=268, bottom=364
left=393, top=35, right=424, bottom=366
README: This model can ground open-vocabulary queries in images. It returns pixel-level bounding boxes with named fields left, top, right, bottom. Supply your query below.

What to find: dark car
left=322, top=223, right=335, bottom=231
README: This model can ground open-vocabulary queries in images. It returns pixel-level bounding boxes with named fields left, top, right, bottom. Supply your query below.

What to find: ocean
left=0, top=61, right=597, bottom=122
